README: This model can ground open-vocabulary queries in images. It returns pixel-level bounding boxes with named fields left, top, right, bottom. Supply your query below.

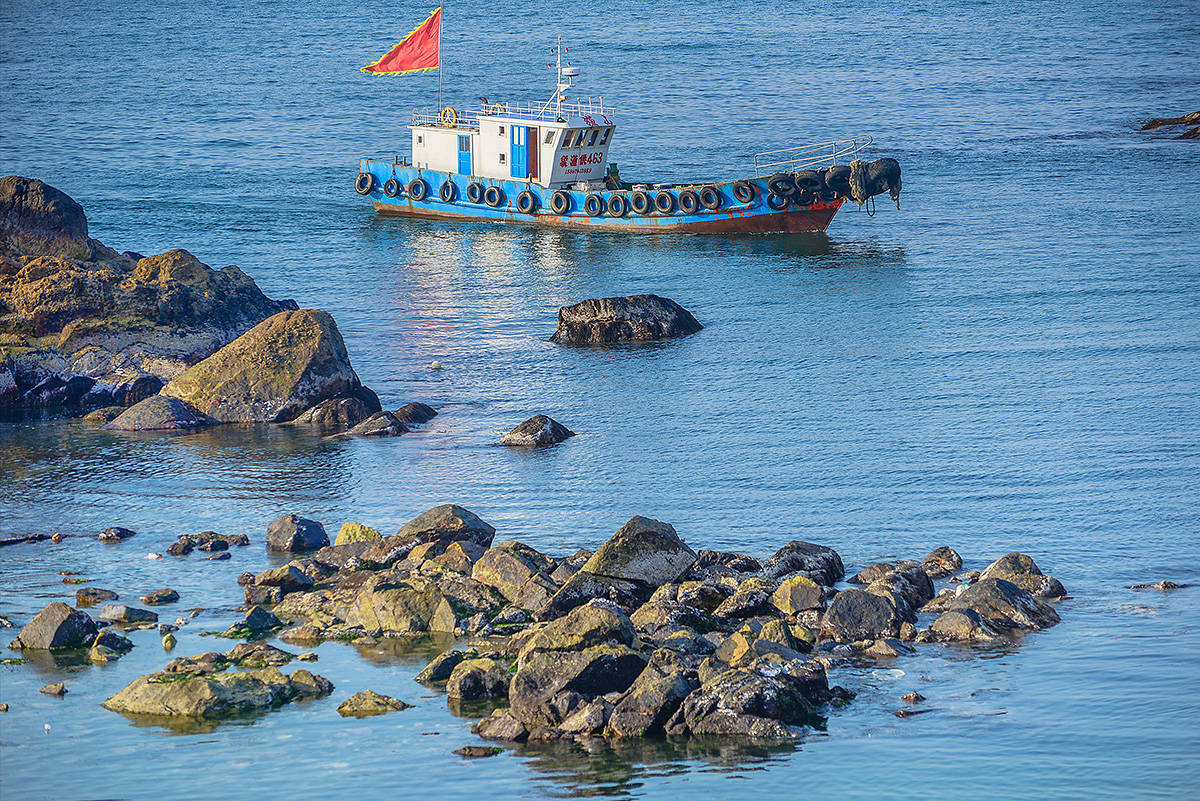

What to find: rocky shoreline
left=8, top=504, right=1075, bottom=744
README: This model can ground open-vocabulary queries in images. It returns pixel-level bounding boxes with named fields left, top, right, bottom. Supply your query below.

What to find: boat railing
left=412, top=98, right=616, bottom=129
left=753, top=136, right=874, bottom=176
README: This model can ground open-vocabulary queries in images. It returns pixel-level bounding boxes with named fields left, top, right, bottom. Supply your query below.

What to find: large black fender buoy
left=866, top=157, right=903, bottom=205
left=516, top=190, right=538, bottom=214
left=678, top=190, right=700, bottom=214
left=653, top=190, right=675, bottom=214
left=732, top=181, right=755, bottom=204
left=608, top=194, right=629, bottom=217
left=699, top=186, right=722, bottom=210
left=408, top=178, right=428, bottom=201
left=767, top=193, right=790, bottom=211
left=792, top=170, right=822, bottom=191
left=383, top=178, right=401, bottom=198
left=630, top=191, right=651, bottom=214
left=767, top=173, right=796, bottom=197
left=467, top=182, right=484, bottom=203
left=550, top=190, right=571, bottom=215
left=584, top=194, right=605, bottom=217
left=355, top=172, right=375, bottom=195
left=484, top=185, right=504, bottom=207
left=440, top=180, right=457, bottom=202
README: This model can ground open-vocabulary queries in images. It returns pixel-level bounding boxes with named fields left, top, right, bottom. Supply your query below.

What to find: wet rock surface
left=550, top=294, right=703, bottom=345
left=337, top=689, right=412, bottom=717
left=10, top=602, right=97, bottom=649
left=500, top=415, right=575, bottom=447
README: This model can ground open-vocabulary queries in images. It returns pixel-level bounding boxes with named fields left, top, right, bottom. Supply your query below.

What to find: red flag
left=361, top=7, right=441, bottom=76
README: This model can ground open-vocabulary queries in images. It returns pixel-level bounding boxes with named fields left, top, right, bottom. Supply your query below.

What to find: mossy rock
left=335, top=522, right=382, bottom=546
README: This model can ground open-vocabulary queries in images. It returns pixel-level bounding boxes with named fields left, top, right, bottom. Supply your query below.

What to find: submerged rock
left=102, top=666, right=332, bottom=718
left=393, top=402, right=437, bottom=425
left=337, top=690, right=412, bottom=717
left=285, top=391, right=381, bottom=434
left=344, top=411, right=407, bottom=437
left=161, top=309, right=368, bottom=423
left=500, top=415, right=574, bottom=447
left=140, top=588, right=180, bottom=606
left=98, top=604, right=158, bottom=624
left=550, top=294, right=703, bottom=345
left=10, top=602, right=97, bottom=650
left=926, top=578, right=1060, bottom=636
left=104, top=395, right=215, bottom=431
left=979, top=553, right=1066, bottom=599
left=1130, top=580, right=1184, bottom=591
left=98, top=526, right=136, bottom=542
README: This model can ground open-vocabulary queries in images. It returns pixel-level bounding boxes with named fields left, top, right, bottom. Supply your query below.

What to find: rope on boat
left=848, top=159, right=870, bottom=206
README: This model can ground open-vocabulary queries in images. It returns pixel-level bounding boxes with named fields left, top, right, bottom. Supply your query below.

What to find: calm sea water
left=2, top=1, right=1199, bottom=798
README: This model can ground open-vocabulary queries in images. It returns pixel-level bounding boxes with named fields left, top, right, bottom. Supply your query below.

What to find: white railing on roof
left=753, top=136, right=873, bottom=176
left=412, top=98, right=616, bottom=130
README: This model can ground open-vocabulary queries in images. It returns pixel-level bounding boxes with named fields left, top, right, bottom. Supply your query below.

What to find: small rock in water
left=430, top=360, right=443, bottom=371
left=393, top=402, right=437, bottom=425
left=140, top=588, right=180, bottom=606
left=500, top=415, right=574, bottom=448
left=297, top=652, right=318, bottom=662
left=337, top=690, right=412, bottom=717
left=162, top=633, right=177, bottom=650
left=207, top=552, right=232, bottom=560
left=894, top=708, right=933, bottom=718
left=901, top=692, right=926, bottom=703
left=75, top=587, right=119, bottom=607
left=50, top=533, right=63, bottom=543
left=0, top=616, right=12, bottom=628
left=146, top=553, right=163, bottom=560
left=1129, top=580, right=1184, bottom=591
left=0, top=703, right=8, bottom=712
left=98, top=605, right=158, bottom=624
left=453, top=746, right=503, bottom=758
left=98, top=527, right=136, bottom=543
left=40, top=682, right=67, bottom=696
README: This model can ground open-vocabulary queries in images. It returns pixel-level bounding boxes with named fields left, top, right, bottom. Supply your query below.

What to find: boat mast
left=437, top=3, right=445, bottom=112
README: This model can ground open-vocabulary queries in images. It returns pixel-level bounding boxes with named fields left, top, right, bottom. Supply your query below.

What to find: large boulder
left=334, top=522, right=382, bottom=546
left=581, top=516, right=697, bottom=587
left=550, top=294, right=703, bottom=345
left=607, top=661, right=698, bottom=737
left=926, top=578, right=1060, bottom=634
left=536, top=569, right=645, bottom=621
left=770, top=575, right=825, bottom=614
left=762, top=541, right=845, bottom=585
left=103, top=395, right=215, bottom=431
left=669, top=659, right=828, bottom=738
left=446, top=657, right=511, bottom=700
left=979, top=553, right=1066, bottom=599
left=161, top=309, right=366, bottom=423
left=471, top=540, right=557, bottom=611
left=347, top=584, right=457, bottom=635
left=266, top=514, right=329, bottom=552
left=10, top=602, right=97, bottom=649
left=518, top=603, right=635, bottom=665
left=500, top=415, right=574, bottom=447
left=102, top=666, right=332, bottom=718
left=818, top=589, right=902, bottom=642
left=508, top=645, right=648, bottom=729
left=390, top=504, right=496, bottom=555
left=1, top=175, right=96, bottom=262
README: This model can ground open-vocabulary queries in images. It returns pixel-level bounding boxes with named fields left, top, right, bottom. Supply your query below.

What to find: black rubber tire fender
left=793, top=186, right=814, bottom=205
left=698, top=186, right=721, bottom=210
left=767, top=192, right=790, bottom=211
left=355, top=172, right=375, bottom=195
left=653, top=190, right=675, bottom=214
left=382, top=178, right=401, bottom=198
left=608, top=194, right=629, bottom=217
left=732, top=181, right=755, bottom=204
left=678, top=190, right=700, bottom=214
left=467, top=182, right=484, bottom=203
left=584, top=194, right=605, bottom=217
left=767, top=173, right=796, bottom=197
left=407, top=178, right=428, bottom=201
left=516, top=190, right=538, bottom=214
left=440, top=180, right=456, bottom=202
left=484, top=185, right=503, bottom=207
left=630, top=191, right=651, bottom=214
left=819, top=188, right=840, bottom=202
left=550, top=190, right=571, bottom=215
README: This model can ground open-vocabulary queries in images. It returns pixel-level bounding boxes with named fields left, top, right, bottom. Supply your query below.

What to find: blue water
left=2, top=0, right=1199, bottom=798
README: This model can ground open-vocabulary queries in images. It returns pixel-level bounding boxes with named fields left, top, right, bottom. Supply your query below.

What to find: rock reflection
left=515, top=736, right=797, bottom=798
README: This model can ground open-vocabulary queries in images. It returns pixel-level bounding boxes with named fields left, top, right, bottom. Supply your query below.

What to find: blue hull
left=357, top=160, right=843, bottom=234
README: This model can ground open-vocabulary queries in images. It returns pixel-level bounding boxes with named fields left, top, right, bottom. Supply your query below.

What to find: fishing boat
left=355, top=13, right=901, bottom=233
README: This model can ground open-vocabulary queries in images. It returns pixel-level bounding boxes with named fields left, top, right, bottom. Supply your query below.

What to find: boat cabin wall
left=545, top=122, right=615, bottom=186
left=412, top=126, right=466, bottom=174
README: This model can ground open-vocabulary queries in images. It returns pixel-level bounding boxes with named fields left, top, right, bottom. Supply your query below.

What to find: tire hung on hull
left=383, top=178, right=401, bottom=198
left=516, top=190, right=538, bottom=214
left=550, top=190, right=571, bottom=215
left=654, top=190, right=675, bottom=214
left=408, top=179, right=428, bottom=201
left=699, top=186, right=721, bottom=210
left=584, top=194, right=605, bottom=217
left=767, top=193, right=790, bottom=211
left=484, top=185, right=504, bottom=208
left=678, top=190, right=700, bottom=214
left=608, top=194, right=629, bottom=217
left=355, top=172, right=375, bottom=195
left=732, top=181, right=755, bottom=204
left=467, top=182, right=484, bottom=203
left=767, top=173, right=796, bottom=197
left=630, top=191, right=651, bottom=215
left=440, top=180, right=457, bottom=202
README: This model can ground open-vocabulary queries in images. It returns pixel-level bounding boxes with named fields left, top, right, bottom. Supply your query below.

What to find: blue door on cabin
left=510, top=126, right=527, bottom=179
left=457, top=135, right=471, bottom=175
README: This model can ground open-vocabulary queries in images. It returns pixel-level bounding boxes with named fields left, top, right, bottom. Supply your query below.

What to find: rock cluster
left=1, top=177, right=297, bottom=410
left=232, top=505, right=1066, bottom=743
left=1139, top=111, right=1200, bottom=140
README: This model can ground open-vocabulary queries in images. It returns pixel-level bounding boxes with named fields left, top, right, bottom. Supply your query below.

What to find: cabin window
left=417, top=135, right=424, bottom=145
left=573, top=130, right=585, bottom=147
left=600, top=127, right=611, bottom=145
left=587, top=129, right=599, bottom=147
left=544, top=129, right=556, bottom=145
left=498, top=125, right=505, bottom=136
left=459, top=137, right=469, bottom=152
left=499, top=153, right=506, bottom=164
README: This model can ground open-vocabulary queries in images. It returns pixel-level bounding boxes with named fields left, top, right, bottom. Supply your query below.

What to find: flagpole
left=437, top=4, right=444, bottom=113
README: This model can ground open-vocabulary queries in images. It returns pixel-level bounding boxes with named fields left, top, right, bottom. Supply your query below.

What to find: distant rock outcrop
left=1139, top=111, right=1200, bottom=140
left=1, top=176, right=297, bottom=411
left=550, top=294, right=702, bottom=345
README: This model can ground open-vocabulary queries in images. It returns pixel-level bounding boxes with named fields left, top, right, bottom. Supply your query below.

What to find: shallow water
left=2, top=0, right=1199, bottom=798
